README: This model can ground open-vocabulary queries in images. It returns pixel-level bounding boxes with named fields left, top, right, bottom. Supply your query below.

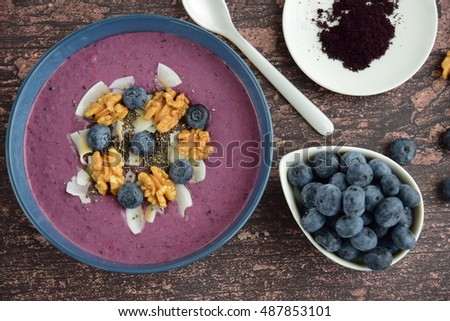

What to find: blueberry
left=86, top=124, right=111, bottom=152
left=346, top=163, right=373, bottom=187
left=169, top=159, right=194, bottom=184
left=343, top=185, right=365, bottom=216
left=370, top=222, right=389, bottom=239
left=350, top=227, right=378, bottom=251
left=443, top=128, right=450, bottom=150
left=364, top=185, right=384, bottom=212
left=391, top=227, right=416, bottom=250
left=389, top=138, right=416, bottom=165
left=301, top=208, right=326, bottom=233
left=328, top=172, right=348, bottom=191
left=287, top=162, right=313, bottom=188
left=380, top=174, right=400, bottom=196
left=360, top=211, right=374, bottom=225
left=315, top=184, right=342, bottom=216
left=300, top=182, right=323, bottom=209
left=314, top=228, right=341, bottom=252
left=339, top=151, right=367, bottom=172
left=123, top=86, right=148, bottom=110
left=325, top=212, right=343, bottom=230
left=397, top=184, right=420, bottom=208
left=312, top=151, right=340, bottom=179
left=396, top=206, right=413, bottom=229
left=185, top=104, right=211, bottom=129
left=368, top=159, right=392, bottom=180
left=364, top=247, right=393, bottom=270
left=117, top=182, right=144, bottom=209
left=337, top=239, right=360, bottom=261
left=335, top=215, right=364, bottom=238
left=443, top=178, right=450, bottom=200
left=130, top=131, right=156, bottom=156
left=374, top=197, right=404, bottom=228
left=378, top=236, right=400, bottom=254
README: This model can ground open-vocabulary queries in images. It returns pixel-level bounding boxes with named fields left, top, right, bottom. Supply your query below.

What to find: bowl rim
left=6, top=14, right=273, bottom=273
left=279, top=145, right=424, bottom=271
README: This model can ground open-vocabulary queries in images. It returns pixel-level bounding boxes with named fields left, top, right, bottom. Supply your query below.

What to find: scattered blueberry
left=169, top=159, right=194, bottom=184
left=314, top=228, right=341, bottom=252
left=363, top=247, right=393, bottom=270
left=397, top=184, right=420, bottom=208
left=335, top=215, right=364, bottom=238
left=339, top=151, right=366, bottom=172
left=374, top=197, right=404, bottom=228
left=443, top=128, right=450, bottom=150
left=343, top=185, right=365, bottom=216
left=130, top=131, right=156, bottom=156
left=301, top=208, right=326, bottom=233
left=315, top=184, right=342, bottom=216
left=300, top=182, right=323, bottom=209
left=86, top=124, right=111, bottom=152
left=123, top=86, right=148, bottom=110
left=379, top=174, right=400, bottom=196
left=346, top=163, right=373, bottom=187
left=350, top=227, right=378, bottom=251
left=288, top=162, right=313, bottom=188
left=117, top=182, right=144, bottom=209
left=364, top=185, right=384, bottom=212
left=328, top=172, right=348, bottom=191
left=391, top=227, right=416, bottom=250
left=443, top=178, right=450, bottom=200
left=368, top=159, right=392, bottom=180
left=185, top=104, right=211, bottom=129
left=312, top=151, right=340, bottom=179
left=389, top=138, right=416, bottom=165
left=337, top=239, right=360, bottom=261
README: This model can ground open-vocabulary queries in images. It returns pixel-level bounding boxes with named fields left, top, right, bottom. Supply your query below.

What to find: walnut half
left=138, top=166, right=176, bottom=208
left=89, top=148, right=125, bottom=196
left=85, top=93, right=128, bottom=126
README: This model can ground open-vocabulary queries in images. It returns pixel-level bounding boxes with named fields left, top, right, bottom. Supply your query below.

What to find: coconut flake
left=109, top=76, right=135, bottom=94
left=144, top=205, right=157, bottom=223
left=126, top=206, right=145, bottom=235
left=69, top=129, right=92, bottom=165
left=132, top=114, right=154, bottom=134
left=76, top=168, right=91, bottom=186
left=125, top=169, right=136, bottom=183
left=79, top=194, right=92, bottom=204
left=75, top=81, right=109, bottom=116
left=157, top=63, right=182, bottom=88
left=175, top=184, right=193, bottom=217
left=169, top=131, right=180, bottom=147
left=112, top=120, right=125, bottom=142
left=191, top=160, right=206, bottom=184
left=127, top=152, right=141, bottom=166
left=66, top=176, right=89, bottom=196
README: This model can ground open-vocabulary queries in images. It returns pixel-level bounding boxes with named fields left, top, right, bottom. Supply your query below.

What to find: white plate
left=282, top=0, right=438, bottom=96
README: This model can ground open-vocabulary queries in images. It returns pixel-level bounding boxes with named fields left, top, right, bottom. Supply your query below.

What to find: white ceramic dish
left=282, top=0, right=438, bottom=96
left=279, top=146, right=424, bottom=271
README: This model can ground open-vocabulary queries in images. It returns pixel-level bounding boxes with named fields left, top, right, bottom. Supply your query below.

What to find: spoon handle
left=227, top=30, right=334, bottom=136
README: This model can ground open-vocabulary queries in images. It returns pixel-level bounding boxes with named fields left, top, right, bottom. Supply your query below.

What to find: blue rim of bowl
left=6, top=14, right=273, bottom=273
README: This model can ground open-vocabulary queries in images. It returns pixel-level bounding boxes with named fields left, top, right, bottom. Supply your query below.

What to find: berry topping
left=123, top=86, right=148, bottom=110
left=185, top=104, right=211, bottom=129
left=130, top=131, right=156, bottom=156
left=86, top=124, right=111, bottom=152
left=169, top=159, right=194, bottom=184
left=117, top=182, right=144, bottom=209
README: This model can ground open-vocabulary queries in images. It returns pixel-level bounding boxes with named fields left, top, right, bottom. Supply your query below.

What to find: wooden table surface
left=1, top=0, right=449, bottom=301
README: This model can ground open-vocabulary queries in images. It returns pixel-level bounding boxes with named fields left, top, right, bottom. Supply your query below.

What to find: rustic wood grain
left=1, top=0, right=449, bottom=301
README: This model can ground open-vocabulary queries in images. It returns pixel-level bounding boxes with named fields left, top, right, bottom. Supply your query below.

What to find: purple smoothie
left=24, top=32, right=262, bottom=264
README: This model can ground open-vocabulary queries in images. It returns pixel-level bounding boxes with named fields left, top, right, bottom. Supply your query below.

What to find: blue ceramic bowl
left=6, top=15, right=272, bottom=273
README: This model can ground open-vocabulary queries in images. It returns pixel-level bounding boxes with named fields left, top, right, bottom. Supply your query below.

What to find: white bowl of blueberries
left=279, top=140, right=424, bottom=271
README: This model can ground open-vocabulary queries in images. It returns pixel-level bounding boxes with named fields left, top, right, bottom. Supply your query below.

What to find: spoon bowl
left=182, top=0, right=334, bottom=136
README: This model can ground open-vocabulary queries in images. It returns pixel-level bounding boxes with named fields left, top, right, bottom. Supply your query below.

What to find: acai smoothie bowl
left=6, top=15, right=272, bottom=273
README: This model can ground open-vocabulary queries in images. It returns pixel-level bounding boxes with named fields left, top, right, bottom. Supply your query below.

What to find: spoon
left=182, top=0, right=334, bottom=136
